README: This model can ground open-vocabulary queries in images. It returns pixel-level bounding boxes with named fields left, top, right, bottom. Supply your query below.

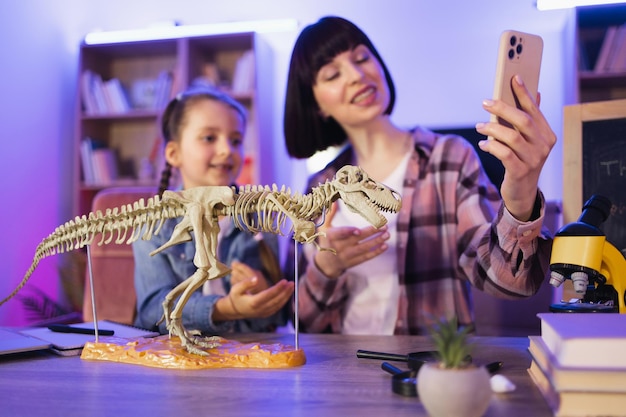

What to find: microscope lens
left=571, top=271, right=589, bottom=293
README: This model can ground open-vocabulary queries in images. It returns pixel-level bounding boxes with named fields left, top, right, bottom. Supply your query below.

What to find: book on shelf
left=91, top=148, right=118, bottom=185
left=81, top=70, right=112, bottom=114
left=80, top=70, right=99, bottom=115
left=80, top=70, right=132, bottom=114
left=528, top=335, right=626, bottom=393
left=80, top=137, right=104, bottom=184
left=80, top=138, right=95, bottom=184
left=91, top=72, right=110, bottom=114
left=594, top=24, right=626, bottom=73
left=154, top=70, right=173, bottom=109
left=231, top=50, right=255, bottom=94
left=608, top=25, right=626, bottom=72
left=103, top=78, right=130, bottom=113
left=537, top=313, right=626, bottom=369
left=593, top=25, right=620, bottom=73
left=80, top=137, right=118, bottom=185
left=528, top=356, right=626, bottom=417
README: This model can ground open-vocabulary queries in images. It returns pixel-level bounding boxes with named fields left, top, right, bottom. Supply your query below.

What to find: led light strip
left=84, top=19, right=299, bottom=45
left=536, top=0, right=626, bottom=11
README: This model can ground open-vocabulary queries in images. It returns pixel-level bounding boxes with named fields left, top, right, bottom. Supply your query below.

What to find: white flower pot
left=417, top=362, right=492, bottom=417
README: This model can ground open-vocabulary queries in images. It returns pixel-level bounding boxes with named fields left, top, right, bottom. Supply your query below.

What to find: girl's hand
left=213, top=277, right=294, bottom=321
left=230, top=260, right=268, bottom=294
left=313, top=202, right=390, bottom=279
left=476, top=74, right=557, bottom=221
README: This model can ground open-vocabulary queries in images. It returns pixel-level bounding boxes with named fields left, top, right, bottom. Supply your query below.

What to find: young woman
left=284, top=16, right=556, bottom=335
left=133, top=86, right=293, bottom=334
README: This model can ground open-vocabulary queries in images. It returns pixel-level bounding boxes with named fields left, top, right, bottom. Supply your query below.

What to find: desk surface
left=0, top=333, right=550, bottom=417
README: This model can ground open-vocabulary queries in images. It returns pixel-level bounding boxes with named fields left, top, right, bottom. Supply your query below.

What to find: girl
left=284, top=16, right=556, bottom=335
left=134, top=86, right=293, bottom=334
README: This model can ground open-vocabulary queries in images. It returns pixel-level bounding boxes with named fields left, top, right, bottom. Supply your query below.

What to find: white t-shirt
left=202, top=217, right=231, bottom=296
left=334, top=153, right=409, bottom=334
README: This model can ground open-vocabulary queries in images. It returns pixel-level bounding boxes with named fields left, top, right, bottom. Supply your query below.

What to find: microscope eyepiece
left=579, top=195, right=611, bottom=228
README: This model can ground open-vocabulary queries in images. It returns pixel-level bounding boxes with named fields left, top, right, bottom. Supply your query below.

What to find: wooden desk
left=0, top=334, right=551, bottom=417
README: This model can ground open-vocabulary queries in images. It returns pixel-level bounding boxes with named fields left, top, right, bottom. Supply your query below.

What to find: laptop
left=0, top=327, right=50, bottom=355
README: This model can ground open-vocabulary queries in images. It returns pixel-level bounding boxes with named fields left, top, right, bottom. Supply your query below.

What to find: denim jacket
left=133, top=217, right=286, bottom=334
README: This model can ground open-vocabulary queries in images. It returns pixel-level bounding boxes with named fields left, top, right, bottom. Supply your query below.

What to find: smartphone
left=489, top=30, right=543, bottom=140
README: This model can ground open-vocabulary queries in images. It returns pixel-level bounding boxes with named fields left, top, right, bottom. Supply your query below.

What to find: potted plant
left=417, top=316, right=492, bottom=417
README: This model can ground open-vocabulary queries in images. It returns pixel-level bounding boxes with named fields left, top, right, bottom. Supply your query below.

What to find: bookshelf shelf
left=74, top=31, right=265, bottom=215
left=81, top=179, right=158, bottom=191
left=579, top=70, right=626, bottom=82
left=576, top=4, right=626, bottom=102
left=81, top=109, right=161, bottom=121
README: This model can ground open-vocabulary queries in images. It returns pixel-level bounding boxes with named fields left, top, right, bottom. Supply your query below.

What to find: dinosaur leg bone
left=153, top=187, right=235, bottom=354
left=165, top=262, right=231, bottom=356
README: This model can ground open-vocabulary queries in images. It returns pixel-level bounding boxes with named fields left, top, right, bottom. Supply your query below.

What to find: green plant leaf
left=426, top=316, right=474, bottom=369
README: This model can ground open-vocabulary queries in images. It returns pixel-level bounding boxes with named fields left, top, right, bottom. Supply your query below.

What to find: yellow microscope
left=549, top=195, right=626, bottom=313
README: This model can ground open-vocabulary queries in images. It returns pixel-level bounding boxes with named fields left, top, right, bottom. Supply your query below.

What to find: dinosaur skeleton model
left=1, top=166, right=401, bottom=355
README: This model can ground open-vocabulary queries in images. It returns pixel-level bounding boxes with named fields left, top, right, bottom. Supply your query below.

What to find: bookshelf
left=576, top=4, right=626, bottom=102
left=75, top=32, right=264, bottom=215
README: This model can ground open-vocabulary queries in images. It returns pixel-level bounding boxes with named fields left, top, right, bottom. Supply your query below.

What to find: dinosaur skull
left=333, top=166, right=402, bottom=228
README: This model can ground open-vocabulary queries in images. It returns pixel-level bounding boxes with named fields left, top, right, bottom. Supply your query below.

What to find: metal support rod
left=294, top=240, right=299, bottom=351
left=86, top=245, right=100, bottom=343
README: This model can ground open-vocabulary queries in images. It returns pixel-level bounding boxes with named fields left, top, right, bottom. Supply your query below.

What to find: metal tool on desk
left=549, top=195, right=626, bottom=313
left=381, top=362, right=419, bottom=397
left=379, top=360, right=503, bottom=397
left=357, top=349, right=438, bottom=370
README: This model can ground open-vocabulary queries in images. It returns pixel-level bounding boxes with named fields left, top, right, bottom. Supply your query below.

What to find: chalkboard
left=563, top=99, right=626, bottom=254
left=582, top=117, right=626, bottom=252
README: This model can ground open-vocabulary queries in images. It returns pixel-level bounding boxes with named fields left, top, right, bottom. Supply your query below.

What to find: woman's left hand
left=476, top=74, right=557, bottom=221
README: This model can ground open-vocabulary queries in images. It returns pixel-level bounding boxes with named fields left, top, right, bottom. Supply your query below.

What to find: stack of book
left=81, top=69, right=172, bottom=115
left=528, top=313, right=626, bottom=417
left=80, top=137, right=118, bottom=185
left=81, top=70, right=131, bottom=115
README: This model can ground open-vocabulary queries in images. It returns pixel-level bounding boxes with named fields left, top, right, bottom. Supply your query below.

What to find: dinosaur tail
left=0, top=212, right=107, bottom=307
left=0, top=195, right=180, bottom=308
left=0, top=240, right=50, bottom=307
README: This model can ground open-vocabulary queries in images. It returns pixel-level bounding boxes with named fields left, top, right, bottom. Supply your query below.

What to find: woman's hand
left=476, top=74, right=557, bottom=221
left=313, top=202, right=390, bottom=279
left=213, top=277, right=294, bottom=321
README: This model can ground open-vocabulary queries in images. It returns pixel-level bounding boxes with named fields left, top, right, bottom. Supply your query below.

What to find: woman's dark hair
left=157, top=85, right=247, bottom=196
left=283, top=16, right=396, bottom=159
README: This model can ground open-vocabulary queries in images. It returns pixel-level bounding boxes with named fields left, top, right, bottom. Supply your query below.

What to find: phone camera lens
left=508, top=49, right=515, bottom=59
left=509, top=35, right=517, bottom=47
left=517, top=44, right=523, bottom=54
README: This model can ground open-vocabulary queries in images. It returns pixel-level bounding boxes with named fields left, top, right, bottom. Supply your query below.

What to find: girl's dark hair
left=156, top=86, right=281, bottom=292
left=283, top=16, right=396, bottom=159
left=157, top=85, right=247, bottom=196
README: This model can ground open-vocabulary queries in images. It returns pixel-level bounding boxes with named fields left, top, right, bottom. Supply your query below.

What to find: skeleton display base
left=80, top=335, right=306, bottom=369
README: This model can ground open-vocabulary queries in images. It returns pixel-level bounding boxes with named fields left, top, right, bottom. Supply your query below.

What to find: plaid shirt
left=292, top=126, right=552, bottom=334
